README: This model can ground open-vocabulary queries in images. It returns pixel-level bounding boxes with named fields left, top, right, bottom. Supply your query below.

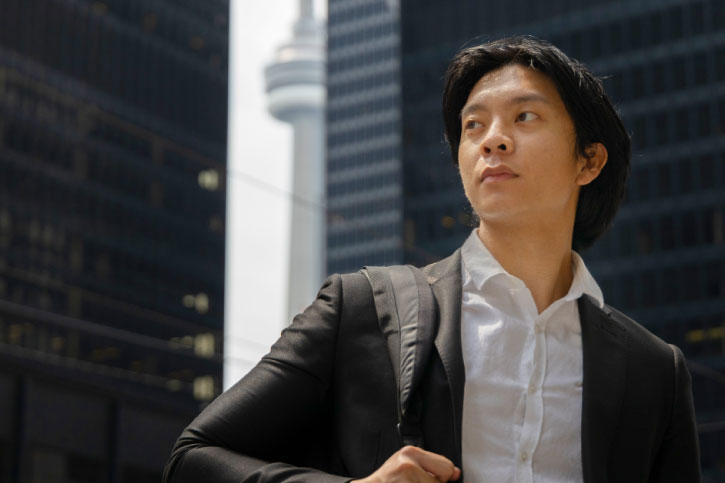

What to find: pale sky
left=223, top=1, right=327, bottom=389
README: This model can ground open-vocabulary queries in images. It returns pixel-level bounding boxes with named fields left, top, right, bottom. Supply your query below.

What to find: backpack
left=361, top=265, right=437, bottom=449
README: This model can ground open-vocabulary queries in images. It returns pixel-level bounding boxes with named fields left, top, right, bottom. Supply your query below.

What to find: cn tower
left=265, top=0, right=326, bottom=323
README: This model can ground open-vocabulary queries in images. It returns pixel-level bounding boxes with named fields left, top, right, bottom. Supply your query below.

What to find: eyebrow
left=460, top=93, right=551, bottom=118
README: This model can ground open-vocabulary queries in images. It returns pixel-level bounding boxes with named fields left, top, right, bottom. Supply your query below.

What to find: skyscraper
left=326, top=0, right=404, bottom=275
left=0, top=1, right=228, bottom=481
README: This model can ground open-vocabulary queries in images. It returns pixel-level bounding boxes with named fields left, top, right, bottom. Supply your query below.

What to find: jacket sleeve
left=163, top=274, right=352, bottom=483
left=649, top=345, right=702, bottom=483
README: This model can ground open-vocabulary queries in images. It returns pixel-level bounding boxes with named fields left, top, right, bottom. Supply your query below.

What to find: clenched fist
left=353, top=446, right=461, bottom=483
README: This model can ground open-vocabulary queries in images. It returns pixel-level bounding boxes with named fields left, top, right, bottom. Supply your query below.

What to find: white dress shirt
left=460, top=230, right=604, bottom=483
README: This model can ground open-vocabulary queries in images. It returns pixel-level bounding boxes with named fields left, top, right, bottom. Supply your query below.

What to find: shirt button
left=520, top=451, right=529, bottom=462
left=528, top=382, right=536, bottom=394
left=534, top=324, right=543, bottom=334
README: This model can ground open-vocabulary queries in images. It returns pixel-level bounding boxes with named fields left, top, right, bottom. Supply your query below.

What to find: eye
left=464, top=119, right=481, bottom=130
left=516, top=112, right=538, bottom=122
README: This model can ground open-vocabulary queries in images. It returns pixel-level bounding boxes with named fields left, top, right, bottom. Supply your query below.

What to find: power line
left=226, top=167, right=453, bottom=264
left=227, top=168, right=326, bottom=211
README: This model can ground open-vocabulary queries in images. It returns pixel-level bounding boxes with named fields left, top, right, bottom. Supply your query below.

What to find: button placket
left=517, top=313, right=548, bottom=480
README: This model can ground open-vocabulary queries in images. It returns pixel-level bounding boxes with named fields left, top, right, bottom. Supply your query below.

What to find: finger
left=399, top=446, right=460, bottom=482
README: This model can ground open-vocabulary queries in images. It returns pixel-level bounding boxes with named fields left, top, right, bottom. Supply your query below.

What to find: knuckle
left=396, top=460, right=417, bottom=473
left=399, top=445, right=419, bottom=457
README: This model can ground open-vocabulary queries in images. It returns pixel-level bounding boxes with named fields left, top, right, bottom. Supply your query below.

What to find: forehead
left=464, top=64, right=563, bottom=107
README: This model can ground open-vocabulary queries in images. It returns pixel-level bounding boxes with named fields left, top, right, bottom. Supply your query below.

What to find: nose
left=481, top=122, right=514, bottom=155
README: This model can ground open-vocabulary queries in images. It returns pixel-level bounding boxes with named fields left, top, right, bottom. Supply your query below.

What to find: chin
left=473, top=199, right=518, bottom=219
left=474, top=208, right=516, bottom=225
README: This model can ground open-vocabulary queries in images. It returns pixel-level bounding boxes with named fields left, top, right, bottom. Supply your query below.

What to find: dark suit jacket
left=163, top=250, right=701, bottom=482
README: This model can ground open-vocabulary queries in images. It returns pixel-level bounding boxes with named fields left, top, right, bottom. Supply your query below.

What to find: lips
left=481, top=165, right=517, bottom=184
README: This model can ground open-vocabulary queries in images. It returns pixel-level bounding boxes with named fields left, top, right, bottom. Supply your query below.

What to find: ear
left=575, top=142, right=608, bottom=186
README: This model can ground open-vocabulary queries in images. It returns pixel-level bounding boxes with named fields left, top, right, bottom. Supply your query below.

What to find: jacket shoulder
left=600, top=300, right=676, bottom=363
left=420, top=249, right=462, bottom=285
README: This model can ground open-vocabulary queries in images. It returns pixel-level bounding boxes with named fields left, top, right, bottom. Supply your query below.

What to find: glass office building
left=326, top=0, right=404, bottom=275
left=400, top=0, right=725, bottom=477
left=0, top=1, right=228, bottom=481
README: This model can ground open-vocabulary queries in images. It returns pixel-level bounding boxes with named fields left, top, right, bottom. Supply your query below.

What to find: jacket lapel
left=578, top=295, right=629, bottom=483
left=420, top=254, right=628, bottom=482
left=422, top=250, right=465, bottom=467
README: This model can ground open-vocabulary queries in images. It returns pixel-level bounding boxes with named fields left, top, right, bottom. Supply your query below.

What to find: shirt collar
left=460, top=229, right=604, bottom=308
left=567, top=250, right=604, bottom=308
left=461, top=229, right=509, bottom=292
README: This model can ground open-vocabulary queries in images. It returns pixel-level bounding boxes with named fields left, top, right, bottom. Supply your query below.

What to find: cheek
left=458, top=144, right=478, bottom=177
left=533, top=140, right=579, bottom=182
left=458, top=157, right=477, bottom=190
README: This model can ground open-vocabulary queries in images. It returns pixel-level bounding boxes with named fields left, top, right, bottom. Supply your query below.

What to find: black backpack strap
left=362, top=265, right=437, bottom=448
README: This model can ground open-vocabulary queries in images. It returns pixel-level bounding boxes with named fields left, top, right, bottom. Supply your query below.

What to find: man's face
left=458, top=64, right=590, bottom=230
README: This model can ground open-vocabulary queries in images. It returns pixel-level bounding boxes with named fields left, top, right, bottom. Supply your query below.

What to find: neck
left=477, top=221, right=574, bottom=314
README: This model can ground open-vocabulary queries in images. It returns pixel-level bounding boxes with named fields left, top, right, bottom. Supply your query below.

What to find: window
left=681, top=211, right=700, bottom=247
left=676, top=158, right=694, bottom=194
left=627, top=16, right=643, bottom=51
left=699, top=156, right=716, bottom=190
left=659, top=215, right=676, bottom=251
left=651, top=61, right=667, bottom=95
left=665, top=6, right=685, bottom=41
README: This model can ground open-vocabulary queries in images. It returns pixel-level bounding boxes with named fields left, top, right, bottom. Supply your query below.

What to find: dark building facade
left=399, top=0, right=725, bottom=478
left=326, top=0, right=404, bottom=275
left=0, top=1, right=228, bottom=481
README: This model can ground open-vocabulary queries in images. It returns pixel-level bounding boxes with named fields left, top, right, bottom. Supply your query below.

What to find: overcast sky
left=223, top=1, right=326, bottom=388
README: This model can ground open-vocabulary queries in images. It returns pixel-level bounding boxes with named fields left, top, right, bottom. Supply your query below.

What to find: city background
left=0, top=0, right=723, bottom=481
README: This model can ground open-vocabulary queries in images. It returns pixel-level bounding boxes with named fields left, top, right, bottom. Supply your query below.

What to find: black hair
left=442, top=35, right=631, bottom=250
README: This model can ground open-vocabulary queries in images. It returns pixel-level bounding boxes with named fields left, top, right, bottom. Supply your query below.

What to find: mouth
left=481, top=166, right=517, bottom=184
left=483, top=172, right=516, bottom=184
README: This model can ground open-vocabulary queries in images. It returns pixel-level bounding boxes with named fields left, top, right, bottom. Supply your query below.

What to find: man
left=164, top=36, right=700, bottom=482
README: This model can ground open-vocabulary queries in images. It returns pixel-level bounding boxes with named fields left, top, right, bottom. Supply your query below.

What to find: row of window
left=329, top=15, right=396, bottom=49
left=329, top=0, right=396, bottom=25
left=405, top=205, right=474, bottom=247
left=628, top=98, right=723, bottom=150
left=328, top=120, right=398, bottom=148
left=604, top=48, right=720, bottom=104
left=328, top=94, right=398, bottom=123
left=327, top=195, right=402, bottom=224
left=327, top=220, right=400, bottom=249
left=1, top=73, right=224, bottom=178
left=402, top=0, right=721, bottom=64
left=1, top=156, right=224, bottom=250
left=0, top=267, right=223, bottom=352
left=550, top=1, right=719, bottom=62
left=328, top=145, right=399, bottom=174
left=597, top=260, right=724, bottom=311
left=0, top=381, right=205, bottom=482
left=404, top=154, right=460, bottom=197
left=588, top=205, right=724, bottom=261
left=80, top=0, right=229, bottom=55
left=328, top=170, right=400, bottom=197
left=0, top=0, right=228, bottom=145
left=0, top=224, right=224, bottom=327
left=328, top=46, right=396, bottom=75
left=0, top=94, right=225, bottom=220
left=626, top=154, right=723, bottom=203
left=0, top=190, right=224, bottom=315
left=328, top=69, right=398, bottom=98
left=0, top=307, right=221, bottom=394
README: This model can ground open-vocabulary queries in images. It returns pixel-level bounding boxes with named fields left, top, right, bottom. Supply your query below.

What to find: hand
left=353, top=446, right=461, bottom=482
